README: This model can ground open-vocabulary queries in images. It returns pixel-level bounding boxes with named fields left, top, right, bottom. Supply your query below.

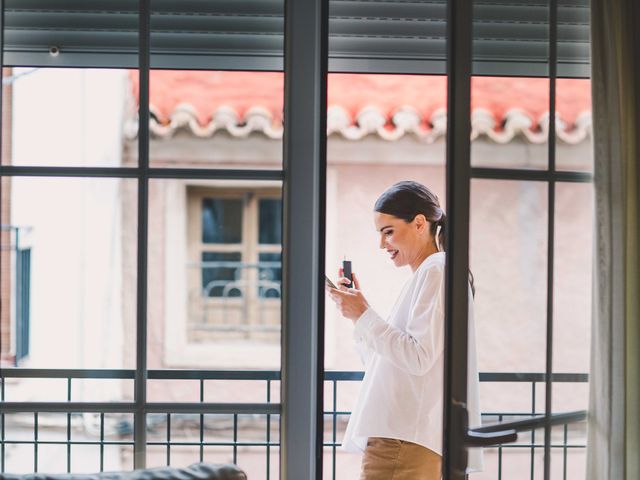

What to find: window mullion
left=134, top=0, right=150, bottom=469
left=544, top=1, right=559, bottom=479
left=281, top=0, right=328, bottom=475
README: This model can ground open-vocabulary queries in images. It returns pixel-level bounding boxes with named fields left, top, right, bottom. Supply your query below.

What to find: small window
left=188, top=187, right=281, bottom=343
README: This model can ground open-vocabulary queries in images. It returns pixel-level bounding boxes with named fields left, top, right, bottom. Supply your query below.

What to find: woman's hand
left=326, top=270, right=370, bottom=324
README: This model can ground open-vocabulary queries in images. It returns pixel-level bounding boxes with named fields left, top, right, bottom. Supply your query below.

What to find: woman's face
left=374, top=211, right=433, bottom=269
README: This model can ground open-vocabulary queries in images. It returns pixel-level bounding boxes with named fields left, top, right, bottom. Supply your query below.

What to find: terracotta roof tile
left=128, top=71, right=591, bottom=144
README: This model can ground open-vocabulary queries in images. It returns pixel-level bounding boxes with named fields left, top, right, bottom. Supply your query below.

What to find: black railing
left=0, top=369, right=588, bottom=479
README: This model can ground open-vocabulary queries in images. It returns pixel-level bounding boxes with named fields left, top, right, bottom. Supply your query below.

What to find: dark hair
left=374, top=180, right=475, bottom=296
left=374, top=180, right=446, bottom=251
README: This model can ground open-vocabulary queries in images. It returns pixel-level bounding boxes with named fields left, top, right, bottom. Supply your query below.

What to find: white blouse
left=342, top=252, right=484, bottom=473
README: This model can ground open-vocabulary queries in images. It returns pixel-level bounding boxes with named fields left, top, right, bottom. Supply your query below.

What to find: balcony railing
left=0, top=369, right=588, bottom=479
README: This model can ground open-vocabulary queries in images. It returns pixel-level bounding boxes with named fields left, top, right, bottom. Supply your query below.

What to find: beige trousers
left=359, top=437, right=442, bottom=480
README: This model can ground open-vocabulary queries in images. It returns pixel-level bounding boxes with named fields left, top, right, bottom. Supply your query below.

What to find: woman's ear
left=413, top=214, right=428, bottom=233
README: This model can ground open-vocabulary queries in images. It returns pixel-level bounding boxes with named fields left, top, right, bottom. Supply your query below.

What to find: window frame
left=186, top=186, right=282, bottom=342
left=0, top=1, right=592, bottom=479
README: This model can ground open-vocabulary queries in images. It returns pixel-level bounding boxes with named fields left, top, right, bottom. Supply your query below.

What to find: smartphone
left=325, top=275, right=338, bottom=289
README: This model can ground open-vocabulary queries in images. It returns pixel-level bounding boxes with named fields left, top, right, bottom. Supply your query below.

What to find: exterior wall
left=1, top=68, right=13, bottom=365
left=8, top=68, right=128, bottom=391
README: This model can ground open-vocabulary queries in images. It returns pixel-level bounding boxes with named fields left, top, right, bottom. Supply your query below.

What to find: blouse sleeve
left=352, top=265, right=445, bottom=376
left=352, top=327, right=374, bottom=367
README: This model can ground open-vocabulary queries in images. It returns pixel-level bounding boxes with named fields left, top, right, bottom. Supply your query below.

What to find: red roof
left=130, top=71, right=591, bottom=143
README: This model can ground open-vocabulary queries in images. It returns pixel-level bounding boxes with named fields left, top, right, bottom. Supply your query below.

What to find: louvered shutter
left=3, top=0, right=590, bottom=77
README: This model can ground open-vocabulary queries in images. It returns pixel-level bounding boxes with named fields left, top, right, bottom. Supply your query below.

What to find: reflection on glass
left=202, top=198, right=243, bottom=244
left=259, top=198, right=282, bottom=244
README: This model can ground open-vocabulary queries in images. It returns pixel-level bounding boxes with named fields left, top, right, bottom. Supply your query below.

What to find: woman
left=327, top=180, right=483, bottom=479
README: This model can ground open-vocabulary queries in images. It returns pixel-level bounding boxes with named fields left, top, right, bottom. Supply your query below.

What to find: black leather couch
left=0, top=463, right=247, bottom=480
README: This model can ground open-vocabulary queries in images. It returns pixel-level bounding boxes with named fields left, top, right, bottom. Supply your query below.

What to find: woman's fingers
left=352, top=272, right=361, bottom=290
left=337, top=276, right=352, bottom=290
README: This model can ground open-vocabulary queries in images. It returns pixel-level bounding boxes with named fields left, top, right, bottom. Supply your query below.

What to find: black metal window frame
left=444, top=0, right=591, bottom=479
left=0, top=0, right=592, bottom=478
left=0, top=0, right=327, bottom=476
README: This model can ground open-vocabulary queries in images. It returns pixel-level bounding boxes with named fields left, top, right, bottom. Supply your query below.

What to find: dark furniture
left=0, top=463, right=247, bottom=480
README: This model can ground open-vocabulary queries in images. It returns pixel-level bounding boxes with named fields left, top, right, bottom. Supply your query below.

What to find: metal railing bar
left=100, top=413, right=105, bottom=472
left=166, top=413, right=171, bottom=466
left=472, top=410, right=587, bottom=434
left=67, top=378, right=72, bottom=473
left=0, top=411, right=4, bottom=473
left=34, top=412, right=38, bottom=473
left=232, top=413, right=238, bottom=463
left=498, top=414, right=503, bottom=479
left=145, top=403, right=280, bottom=415
left=327, top=409, right=579, bottom=417
left=0, top=166, right=284, bottom=181
left=0, top=439, right=586, bottom=449
left=478, top=372, right=588, bottom=382
left=0, top=369, right=136, bottom=378
left=1, top=441, right=135, bottom=446
left=148, top=370, right=280, bottom=380
left=0, top=369, right=589, bottom=383
left=199, top=380, right=204, bottom=462
left=563, top=423, right=569, bottom=480
left=0, top=403, right=138, bottom=413
left=146, top=441, right=280, bottom=447
left=471, top=167, right=593, bottom=183
left=266, top=380, right=271, bottom=480
left=319, top=441, right=587, bottom=449
left=0, top=402, right=280, bottom=414
left=332, top=380, right=337, bottom=480
left=530, top=382, right=536, bottom=480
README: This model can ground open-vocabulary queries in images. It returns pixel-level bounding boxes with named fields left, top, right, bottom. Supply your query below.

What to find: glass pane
left=147, top=70, right=283, bottom=170
left=473, top=0, right=549, bottom=77
left=323, top=72, right=448, bottom=479
left=553, top=183, right=593, bottom=375
left=2, top=68, right=139, bottom=167
left=471, top=179, right=549, bottom=478
left=202, top=198, right=243, bottom=244
left=471, top=179, right=548, bottom=374
left=259, top=199, right=282, bottom=244
left=258, top=252, right=281, bottom=298
left=202, top=251, right=243, bottom=298
left=549, top=182, right=592, bottom=477
left=556, top=78, right=593, bottom=172
left=148, top=179, right=282, bottom=372
left=470, top=77, right=550, bottom=170
left=0, top=178, right=137, bottom=378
